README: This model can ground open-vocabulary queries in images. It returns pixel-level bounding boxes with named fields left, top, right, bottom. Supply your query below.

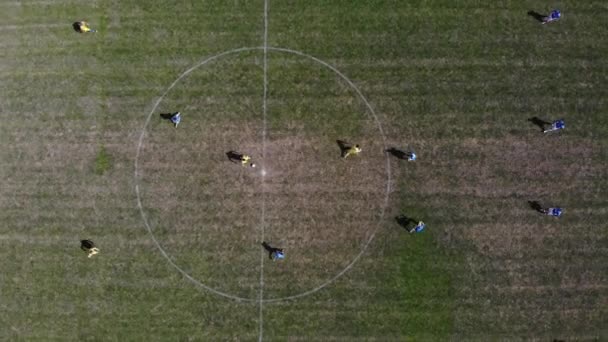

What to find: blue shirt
left=413, top=222, right=426, bottom=233
left=171, top=113, right=181, bottom=124
left=273, top=251, right=285, bottom=260
left=550, top=208, right=563, bottom=217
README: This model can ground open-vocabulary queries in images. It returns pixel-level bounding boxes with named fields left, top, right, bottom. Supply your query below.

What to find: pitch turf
left=1, top=0, right=607, bottom=340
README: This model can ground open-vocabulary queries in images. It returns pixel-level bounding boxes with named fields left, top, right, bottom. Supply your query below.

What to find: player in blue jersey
left=542, top=10, right=561, bottom=24
left=386, top=147, right=417, bottom=161
left=262, top=242, right=285, bottom=261
left=409, top=221, right=426, bottom=233
left=170, top=112, right=181, bottom=127
left=160, top=111, right=182, bottom=127
left=543, top=119, right=565, bottom=133
left=542, top=207, right=563, bottom=217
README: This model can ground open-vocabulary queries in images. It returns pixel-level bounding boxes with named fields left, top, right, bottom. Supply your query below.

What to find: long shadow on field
left=160, top=113, right=174, bottom=120
left=160, top=112, right=179, bottom=126
left=80, top=239, right=95, bottom=250
left=395, top=215, right=416, bottom=231
left=527, top=10, right=546, bottom=23
left=528, top=116, right=551, bottom=132
left=385, top=147, right=408, bottom=160
left=528, top=200, right=545, bottom=213
left=226, top=151, right=243, bottom=163
left=336, top=140, right=351, bottom=157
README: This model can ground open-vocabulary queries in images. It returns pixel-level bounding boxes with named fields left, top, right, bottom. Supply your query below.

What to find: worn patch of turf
left=94, top=146, right=112, bottom=175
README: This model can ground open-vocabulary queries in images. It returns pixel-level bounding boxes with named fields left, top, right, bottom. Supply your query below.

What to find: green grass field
left=1, top=0, right=607, bottom=340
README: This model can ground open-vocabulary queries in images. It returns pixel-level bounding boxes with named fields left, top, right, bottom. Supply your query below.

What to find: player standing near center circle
left=169, top=112, right=181, bottom=128
left=240, top=154, right=256, bottom=168
left=541, top=207, right=563, bottom=217
left=337, top=140, right=362, bottom=159
left=342, top=144, right=362, bottom=159
left=385, top=147, right=417, bottom=161
left=262, top=242, right=284, bottom=261
left=542, top=9, right=561, bottom=24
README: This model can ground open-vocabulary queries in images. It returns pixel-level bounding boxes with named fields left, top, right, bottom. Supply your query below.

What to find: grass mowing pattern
left=1, top=0, right=607, bottom=340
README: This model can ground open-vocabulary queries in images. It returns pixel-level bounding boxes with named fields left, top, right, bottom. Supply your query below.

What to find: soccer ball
left=250, top=163, right=256, bottom=168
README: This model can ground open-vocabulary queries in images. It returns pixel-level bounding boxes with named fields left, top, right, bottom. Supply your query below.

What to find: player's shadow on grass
left=385, top=147, right=408, bottom=160
left=336, top=140, right=352, bottom=157
left=160, top=113, right=176, bottom=125
left=72, top=22, right=81, bottom=32
left=527, top=10, right=546, bottom=23
left=80, top=239, right=95, bottom=250
left=528, top=200, right=545, bottom=213
left=528, top=117, right=551, bottom=132
left=226, top=151, right=243, bottom=163
left=395, top=214, right=416, bottom=231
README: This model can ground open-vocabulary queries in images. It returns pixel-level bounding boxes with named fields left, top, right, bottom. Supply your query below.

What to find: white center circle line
left=134, top=46, right=392, bottom=303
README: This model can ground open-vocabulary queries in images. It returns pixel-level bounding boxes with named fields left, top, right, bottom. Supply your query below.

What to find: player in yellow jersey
left=241, top=155, right=251, bottom=165
left=240, top=155, right=256, bottom=168
left=80, top=240, right=99, bottom=258
left=73, top=21, right=97, bottom=33
left=342, top=144, right=362, bottom=159
left=226, top=151, right=256, bottom=168
left=409, top=221, right=426, bottom=234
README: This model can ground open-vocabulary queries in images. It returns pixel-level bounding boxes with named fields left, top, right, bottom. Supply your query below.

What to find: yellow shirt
left=241, top=155, right=251, bottom=164
left=80, top=22, right=91, bottom=32
left=348, top=146, right=361, bottom=155
left=85, top=247, right=99, bottom=258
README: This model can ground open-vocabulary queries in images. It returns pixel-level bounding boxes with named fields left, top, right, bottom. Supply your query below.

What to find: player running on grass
left=262, top=242, right=284, bottom=261
left=543, top=119, right=565, bottom=133
left=342, top=144, right=362, bottom=159
left=170, top=112, right=181, bottom=128
left=541, top=207, right=563, bottom=217
left=385, top=147, right=417, bottom=161
left=80, top=240, right=100, bottom=258
left=73, top=21, right=97, bottom=33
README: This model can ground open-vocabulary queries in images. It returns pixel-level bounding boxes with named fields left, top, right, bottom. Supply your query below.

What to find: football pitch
left=1, top=0, right=607, bottom=340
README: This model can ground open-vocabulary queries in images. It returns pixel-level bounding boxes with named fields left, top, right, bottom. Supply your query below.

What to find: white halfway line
left=258, top=0, right=270, bottom=341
